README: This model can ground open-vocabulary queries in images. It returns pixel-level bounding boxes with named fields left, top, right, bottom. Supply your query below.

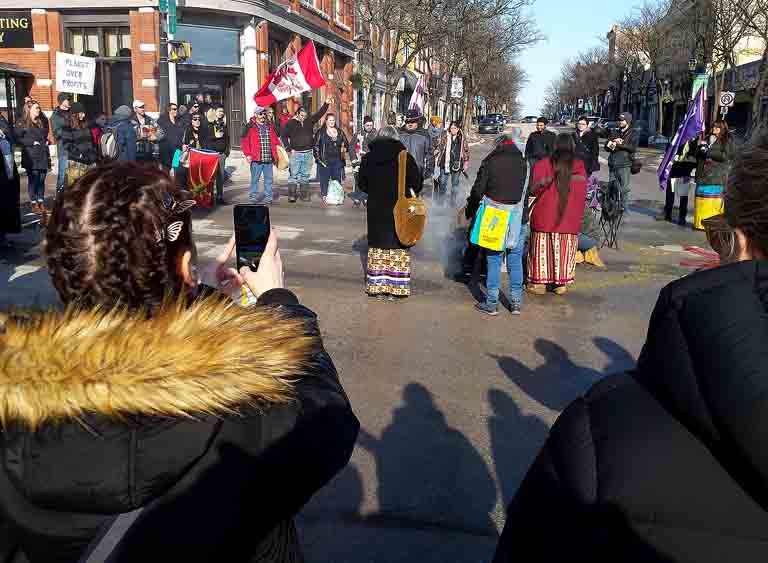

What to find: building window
left=175, top=24, right=240, bottom=66
left=67, top=26, right=131, bottom=58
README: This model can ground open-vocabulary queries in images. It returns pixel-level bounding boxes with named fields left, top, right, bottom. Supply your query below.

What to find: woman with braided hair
left=0, top=162, right=358, bottom=562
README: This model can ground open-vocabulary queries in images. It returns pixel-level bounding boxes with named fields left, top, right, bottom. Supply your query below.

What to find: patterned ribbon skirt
left=527, top=231, right=579, bottom=285
left=366, top=248, right=411, bottom=296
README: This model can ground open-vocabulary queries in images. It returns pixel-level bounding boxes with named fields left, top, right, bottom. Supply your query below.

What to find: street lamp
left=688, top=57, right=697, bottom=74
left=354, top=34, right=370, bottom=52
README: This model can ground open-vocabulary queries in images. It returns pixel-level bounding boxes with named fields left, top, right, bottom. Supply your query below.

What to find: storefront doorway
left=0, top=63, right=33, bottom=126
left=177, top=66, right=244, bottom=149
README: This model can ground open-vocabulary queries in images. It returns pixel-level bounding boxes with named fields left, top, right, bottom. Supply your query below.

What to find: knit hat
left=113, top=105, right=132, bottom=119
left=618, top=112, right=633, bottom=123
left=70, top=102, right=85, bottom=114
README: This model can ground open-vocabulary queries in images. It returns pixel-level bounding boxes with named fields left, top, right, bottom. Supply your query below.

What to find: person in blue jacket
left=105, top=105, right=137, bottom=162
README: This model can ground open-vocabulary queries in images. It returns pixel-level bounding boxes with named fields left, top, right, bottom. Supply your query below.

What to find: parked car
left=596, top=120, right=617, bottom=138
left=485, top=113, right=506, bottom=126
left=478, top=117, right=503, bottom=134
left=559, top=115, right=570, bottom=126
left=586, top=116, right=600, bottom=129
left=523, top=115, right=538, bottom=124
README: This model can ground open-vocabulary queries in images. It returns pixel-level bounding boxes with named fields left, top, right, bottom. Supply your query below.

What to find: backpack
left=100, top=126, right=119, bottom=160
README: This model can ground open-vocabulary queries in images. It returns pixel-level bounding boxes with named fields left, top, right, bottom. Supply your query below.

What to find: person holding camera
left=0, top=162, right=359, bottom=562
left=605, top=112, right=639, bottom=211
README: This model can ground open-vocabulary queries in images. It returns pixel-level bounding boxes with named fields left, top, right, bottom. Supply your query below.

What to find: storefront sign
left=450, top=77, right=463, bottom=99
left=0, top=11, right=34, bottom=49
left=55, top=52, right=96, bottom=95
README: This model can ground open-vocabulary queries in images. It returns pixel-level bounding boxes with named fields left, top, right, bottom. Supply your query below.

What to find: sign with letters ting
left=0, top=11, right=34, bottom=49
left=55, top=51, right=96, bottom=96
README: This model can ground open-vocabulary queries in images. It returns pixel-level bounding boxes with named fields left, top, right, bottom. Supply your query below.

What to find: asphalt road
left=0, top=125, right=710, bottom=562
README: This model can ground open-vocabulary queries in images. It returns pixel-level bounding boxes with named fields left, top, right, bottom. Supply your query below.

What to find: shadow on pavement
left=357, top=383, right=498, bottom=538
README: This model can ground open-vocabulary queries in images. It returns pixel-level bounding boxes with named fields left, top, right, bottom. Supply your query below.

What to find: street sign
left=577, top=98, right=584, bottom=109
left=168, top=0, right=177, bottom=34
left=159, top=0, right=167, bottom=12
left=719, top=91, right=735, bottom=108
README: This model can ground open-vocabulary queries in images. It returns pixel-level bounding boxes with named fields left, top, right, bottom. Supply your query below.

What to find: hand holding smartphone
left=234, top=205, right=284, bottom=300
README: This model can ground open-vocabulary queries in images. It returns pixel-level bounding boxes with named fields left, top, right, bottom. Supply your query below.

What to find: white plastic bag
left=326, top=179, right=345, bottom=205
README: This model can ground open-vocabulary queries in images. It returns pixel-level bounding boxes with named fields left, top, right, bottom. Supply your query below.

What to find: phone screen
left=234, top=204, right=270, bottom=272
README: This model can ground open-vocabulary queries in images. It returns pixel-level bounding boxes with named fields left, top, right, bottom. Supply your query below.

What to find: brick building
left=0, top=3, right=355, bottom=146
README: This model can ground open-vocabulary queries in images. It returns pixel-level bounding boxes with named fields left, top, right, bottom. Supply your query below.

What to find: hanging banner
left=690, top=73, right=709, bottom=99
left=450, top=77, right=463, bottom=99
left=55, top=52, right=96, bottom=96
left=408, top=75, right=427, bottom=112
left=0, top=11, right=33, bottom=49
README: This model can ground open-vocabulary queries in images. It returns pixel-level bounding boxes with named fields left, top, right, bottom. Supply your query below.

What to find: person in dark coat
left=60, top=102, right=98, bottom=188
left=524, top=117, right=556, bottom=167
left=313, top=113, right=349, bottom=203
left=158, top=102, right=185, bottom=170
left=283, top=99, right=332, bottom=202
left=493, top=132, right=768, bottom=563
left=572, top=115, right=600, bottom=176
left=49, top=92, right=71, bottom=192
left=0, top=112, right=21, bottom=246
left=203, top=104, right=230, bottom=204
left=105, top=105, right=138, bottom=162
left=399, top=109, right=434, bottom=182
left=605, top=112, right=639, bottom=210
left=0, top=162, right=359, bottom=563
left=358, top=126, right=421, bottom=299
left=16, top=101, right=51, bottom=214
left=469, top=133, right=528, bottom=316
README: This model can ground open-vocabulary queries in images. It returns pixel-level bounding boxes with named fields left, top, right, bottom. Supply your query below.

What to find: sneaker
left=263, top=199, right=274, bottom=205
left=474, top=301, right=499, bottom=316
left=248, top=193, right=261, bottom=202
left=509, top=301, right=522, bottom=315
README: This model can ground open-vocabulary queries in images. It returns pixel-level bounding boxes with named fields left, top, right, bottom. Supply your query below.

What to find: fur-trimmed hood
left=0, top=297, right=320, bottom=429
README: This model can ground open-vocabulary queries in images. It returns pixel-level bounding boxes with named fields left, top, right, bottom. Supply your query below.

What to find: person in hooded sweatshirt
left=398, top=109, right=434, bottom=185
left=106, top=105, right=138, bottom=162
left=358, top=126, right=421, bottom=300
left=493, top=132, right=768, bottom=563
left=0, top=162, right=359, bottom=563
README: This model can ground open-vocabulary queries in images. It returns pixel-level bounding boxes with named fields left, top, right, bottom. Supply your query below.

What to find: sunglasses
left=191, top=117, right=201, bottom=121
left=170, top=107, right=178, bottom=111
left=703, top=214, right=735, bottom=261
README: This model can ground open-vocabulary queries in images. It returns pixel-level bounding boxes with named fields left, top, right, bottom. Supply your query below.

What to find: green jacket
left=697, top=138, right=735, bottom=186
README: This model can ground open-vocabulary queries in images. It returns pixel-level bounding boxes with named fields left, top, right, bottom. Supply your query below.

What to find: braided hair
left=45, top=162, right=193, bottom=312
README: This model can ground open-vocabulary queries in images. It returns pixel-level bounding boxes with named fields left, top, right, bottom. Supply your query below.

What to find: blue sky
left=519, top=0, right=638, bottom=116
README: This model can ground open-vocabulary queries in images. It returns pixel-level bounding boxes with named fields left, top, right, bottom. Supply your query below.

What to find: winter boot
left=585, top=247, right=606, bottom=269
left=300, top=183, right=311, bottom=202
left=660, top=186, right=674, bottom=222
left=289, top=184, right=298, bottom=203
left=678, top=196, right=689, bottom=226
left=575, top=250, right=585, bottom=264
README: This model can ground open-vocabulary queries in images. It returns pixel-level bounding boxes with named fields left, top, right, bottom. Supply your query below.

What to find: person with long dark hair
left=0, top=162, right=358, bottom=561
left=434, top=120, right=470, bottom=207
left=60, top=102, right=98, bottom=187
left=526, top=133, right=588, bottom=296
left=313, top=113, right=349, bottom=204
left=16, top=101, right=51, bottom=214
left=694, top=119, right=736, bottom=229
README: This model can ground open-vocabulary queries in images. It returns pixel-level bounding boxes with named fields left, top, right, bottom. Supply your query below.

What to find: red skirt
left=527, top=231, right=579, bottom=285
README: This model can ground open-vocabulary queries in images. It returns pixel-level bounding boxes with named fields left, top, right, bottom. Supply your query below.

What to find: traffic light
left=168, top=41, right=191, bottom=62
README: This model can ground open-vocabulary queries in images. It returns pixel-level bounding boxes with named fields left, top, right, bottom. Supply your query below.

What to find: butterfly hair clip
left=155, top=221, right=184, bottom=244
left=162, top=192, right=197, bottom=215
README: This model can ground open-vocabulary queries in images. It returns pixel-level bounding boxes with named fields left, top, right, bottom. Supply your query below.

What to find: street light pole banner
left=450, top=77, right=463, bottom=99
left=408, top=75, right=427, bottom=112
left=253, top=40, right=326, bottom=108
left=55, top=52, right=96, bottom=96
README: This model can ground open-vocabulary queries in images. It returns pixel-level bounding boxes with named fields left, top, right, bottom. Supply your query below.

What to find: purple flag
left=657, top=87, right=705, bottom=191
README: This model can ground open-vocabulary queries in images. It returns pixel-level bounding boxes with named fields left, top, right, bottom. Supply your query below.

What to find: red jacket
left=241, top=119, right=282, bottom=163
left=529, top=157, right=588, bottom=234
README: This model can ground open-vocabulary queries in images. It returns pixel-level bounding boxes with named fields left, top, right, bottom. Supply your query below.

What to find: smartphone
left=234, top=204, right=270, bottom=272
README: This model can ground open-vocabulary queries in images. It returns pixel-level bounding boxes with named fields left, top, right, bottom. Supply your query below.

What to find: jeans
left=28, top=171, right=46, bottom=203
left=578, top=233, right=598, bottom=252
left=215, top=154, right=227, bottom=200
left=438, top=169, right=461, bottom=205
left=485, top=223, right=529, bottom=305
left=249, top=161, right=274, bottom=201
left=56, top=147, right=67, bottom=191
left=609, top=166, right=632, bottom=209
left=318, top=159, right=344, bottom=197
left=289, top=150, right=313, bottom=184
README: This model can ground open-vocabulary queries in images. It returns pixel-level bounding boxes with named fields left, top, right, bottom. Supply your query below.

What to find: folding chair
left=597, top=180, right=624, bottom=250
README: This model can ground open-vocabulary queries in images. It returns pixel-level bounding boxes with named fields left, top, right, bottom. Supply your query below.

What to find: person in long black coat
left=493, top=132, right=768, bottom=563
left=0, top=113, right=20, bottom=246
left=157, top=103, right=185, bottom=170
left=358, top=126, right=421, bottom=299
left=572, top=115, right=600, bottom=176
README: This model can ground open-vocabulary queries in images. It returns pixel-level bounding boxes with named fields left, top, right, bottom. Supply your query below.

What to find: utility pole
left=159, top=0, right=178, bottom=107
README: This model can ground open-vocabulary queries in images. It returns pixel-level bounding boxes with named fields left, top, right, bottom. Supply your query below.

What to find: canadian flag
left=253, top=41, right=326, bottom=108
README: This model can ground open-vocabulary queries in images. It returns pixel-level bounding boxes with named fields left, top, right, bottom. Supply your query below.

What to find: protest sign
left=55, top=52, right=96, bottom=96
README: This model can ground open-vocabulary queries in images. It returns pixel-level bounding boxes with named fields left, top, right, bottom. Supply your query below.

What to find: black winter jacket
left=61, top=126, right=98, bottom=165
left=467, top=142, right=526, bottom=219
left=494, top=260, right=768, bottom=563
left=157, top=113, right=185, bottom=167
left=205, top=118, right=230, bottom=156
left=358, top=138, right=422, bottom=249
left=573, top=129, right=600, bottom=175
left=16, top=124, right=50, bottom=172
left=49, top=108, right=69, bottom=147
left=282, top=103, right=329, bottom=152
left=524, top=130, right=556, bottom=164
left=605, top=126, right=639, bottom=169
left=0, top=290, right=359, bottom=563
left=313, top=127, right=349, bottom=166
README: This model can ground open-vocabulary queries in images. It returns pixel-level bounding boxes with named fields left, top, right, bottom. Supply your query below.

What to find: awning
left=0, top=63, right=34, bottom=77
left=396, top=70, right=419, bottom=92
